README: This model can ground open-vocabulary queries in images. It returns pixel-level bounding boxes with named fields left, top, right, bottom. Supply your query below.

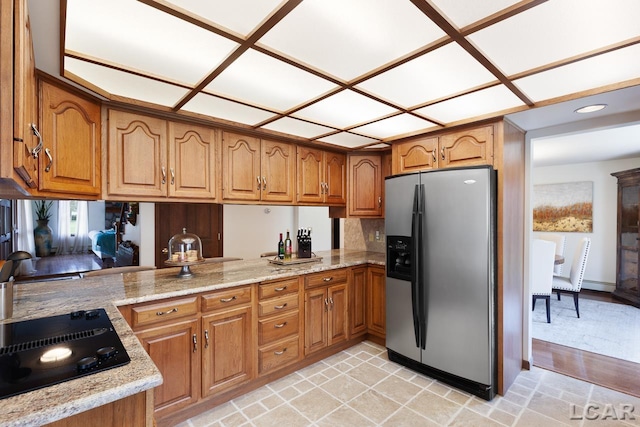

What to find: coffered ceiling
left=56, top=0, right=640, bottom=149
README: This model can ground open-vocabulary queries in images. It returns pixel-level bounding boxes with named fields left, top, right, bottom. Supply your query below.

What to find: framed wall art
left=533, top=181, right=593, bottom=232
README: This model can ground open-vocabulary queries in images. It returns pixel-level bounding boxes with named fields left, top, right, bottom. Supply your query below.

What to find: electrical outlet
left=375, top=230, right=380, bottom=241
left=368, top=232, right=374, bottom=242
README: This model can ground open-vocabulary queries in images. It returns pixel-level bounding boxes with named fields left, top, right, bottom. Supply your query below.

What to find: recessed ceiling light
left=574, top=104, right=607, bottom=114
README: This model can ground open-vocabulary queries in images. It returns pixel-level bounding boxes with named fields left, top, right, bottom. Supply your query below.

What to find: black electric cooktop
left=0, top=308, right=131, bottom=400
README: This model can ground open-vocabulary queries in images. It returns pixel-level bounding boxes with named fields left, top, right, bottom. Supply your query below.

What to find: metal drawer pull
left=44, top=148, right=53, bottom=172
left=257, top=176, right=261, bottom=190
left=322, top=277, right=333, bottom=282
left=156, top=308, right=178, bottom=316
left=220, top=296, right=237, bottom=303
left=274, top=348, right=287, bottom=355
left=29, top=123, right=43, bottom=158
left=170, top=167, right=175, bottom=185
left=192, top=334, right=197, bottom=353
left=274, top=286, right=287, bottom=292
left=204, top=330, right=209, bottom=348
left=274, top=303, right=288, bottom=310
left=441, top=148, right=445, bottom=161
left=161, top=166, right=166, bottom=184
left=274, top=322, right=288, bottom=328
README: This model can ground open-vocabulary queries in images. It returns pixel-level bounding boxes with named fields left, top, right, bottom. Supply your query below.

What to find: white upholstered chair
left=531, top=239, right=556, bottom=323
left=552, top=237, right=591, bottom=318
left=536, top=233, right=566, bottom=276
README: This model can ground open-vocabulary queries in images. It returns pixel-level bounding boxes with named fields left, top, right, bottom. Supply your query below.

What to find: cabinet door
left=39, top=80, right=101, bottom=195
left=222, top=132, right=261, bottom=201
left=304, top=287, right=327, bottom=355
left=297, top=146, right=324, bottom=204
left=107, top=110, right=167, bottom=197
left=261, top=139, right=295, bottom=203
left=392, top=137, right=438, bottom=175
left=439, top=125, right=493, bottom=168
left=201, top=306, right=254, bottom=397
left=328, top=283, right=347, bottom=345
left=12, top=0, right=38, bottom=188
left=348, top=154, right=382, bottom=217
left=136, top=319, right=199, bottom=418
left=350, top=267, right=367, bottom=337
left=168, top=121, right=218, bottom=200
left=325, top=151, right=346, bottom=205
left=367, top=267, right=386, bottom=338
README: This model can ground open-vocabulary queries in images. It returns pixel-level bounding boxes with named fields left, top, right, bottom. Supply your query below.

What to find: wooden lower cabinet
left=304, top=274, right=348, bottom=356
left=350, top=267, right=367, bottom=338
left=367, top=266, right=386, bottom=339
left=135, top=319, right=199, bottom=418
left=202, top=306, right=254, bottom=396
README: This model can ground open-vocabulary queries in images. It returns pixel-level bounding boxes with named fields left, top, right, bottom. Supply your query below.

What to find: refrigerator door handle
left=410, top=184, right=420, bottom=348
left=418, top=183, right=427, bottom=350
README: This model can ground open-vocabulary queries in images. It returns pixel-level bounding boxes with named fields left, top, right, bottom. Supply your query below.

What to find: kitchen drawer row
left=117, top=264, right=386, bottom=425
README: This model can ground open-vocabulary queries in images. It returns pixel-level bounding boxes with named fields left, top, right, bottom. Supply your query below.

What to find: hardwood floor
left=532, top=288, right=640, bottom=398
left=16, top=253, right=105, bottom=282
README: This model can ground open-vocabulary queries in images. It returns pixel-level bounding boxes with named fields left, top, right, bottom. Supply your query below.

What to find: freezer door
left=420, top=167, right=494, bottom=386
left=385, top=173, right=420, bottom=238
left=385, top=276, right=421, bottom=362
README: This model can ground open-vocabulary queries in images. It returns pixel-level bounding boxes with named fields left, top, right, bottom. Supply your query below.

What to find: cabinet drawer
left=259, top=336, right=300, bottom=375
left=201, top=286, right=252, bottom=312
left=258, top=311, right=299, bottom=346
left=131, top=297, right=198, bottom=329
left=305, top=269, right=348, bottom=289
left=259, top=278, right=299, bottom=300
left=258, top=293, right=298, bottom=317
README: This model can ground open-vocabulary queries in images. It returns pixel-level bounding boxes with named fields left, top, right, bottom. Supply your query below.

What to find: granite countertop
left=1, top=249, right=384, bottom=426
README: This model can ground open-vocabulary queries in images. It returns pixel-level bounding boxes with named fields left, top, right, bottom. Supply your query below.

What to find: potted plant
left=34, top=200, right=53, bottom=257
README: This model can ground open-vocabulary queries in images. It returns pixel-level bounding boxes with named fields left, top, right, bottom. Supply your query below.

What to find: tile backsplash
left=343, top=218, right=385, bottom=253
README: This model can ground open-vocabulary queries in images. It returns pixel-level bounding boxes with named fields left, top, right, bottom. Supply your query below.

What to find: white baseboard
left=581, top=280, right=615, bottom=293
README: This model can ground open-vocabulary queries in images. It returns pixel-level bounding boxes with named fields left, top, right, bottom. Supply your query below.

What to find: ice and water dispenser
left=386, top=235, right=413, bottom=281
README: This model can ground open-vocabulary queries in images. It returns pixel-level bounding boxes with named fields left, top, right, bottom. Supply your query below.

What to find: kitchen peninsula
left=1, top=249, right=385, bottom=427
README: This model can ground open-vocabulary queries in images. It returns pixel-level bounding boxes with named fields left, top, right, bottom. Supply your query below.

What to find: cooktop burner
left=0, top=308, right=130, bottom=400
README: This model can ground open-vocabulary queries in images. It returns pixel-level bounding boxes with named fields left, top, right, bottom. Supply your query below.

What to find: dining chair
left=531, top=239, right=556, bottom=323
left=552, top=237, right=591, bottom=318
left=536, top=233, right=566, bottom=276
left=81, top=265, right=157, bottom=277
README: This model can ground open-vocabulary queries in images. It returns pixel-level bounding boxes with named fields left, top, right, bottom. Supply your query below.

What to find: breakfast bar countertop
left=1, top=249, right=384, bottom=427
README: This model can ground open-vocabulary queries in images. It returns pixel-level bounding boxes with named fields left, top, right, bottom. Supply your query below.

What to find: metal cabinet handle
left=192, top=334, right=197, bottom=353
left=220, top=296, right=237, bottom=303
left=324, top=298, right=329, bottom=312
left=262, top=176, right=267, bottom=190
left=441, top=148, right=445, bottom=161
left=329, top=297, right=334, bottom=310
left=432, top=150, right=436, bottom=163
left=257, top=176, right=261, bottom=190
left=378, top=196, right=382, bottom=208
left=156, top=307, right=178, bottom=316
left=29, top=123, right=43, bottom=158
left=274, top=286, right=287, bottom=292
left=44, top=148, right=53, bottom=172
left=204, top=330, right=209, bottom=348
left=170, top=167, right=175, bottom=185
left=274, top=348, right=287, bottom=355
left=274, top=303, right=288, bottom=310
left=322, top=277, right=333, bottom=282
left=161, top=166, right=166, bottom=185
left=274, top=322, right=287, bottom=329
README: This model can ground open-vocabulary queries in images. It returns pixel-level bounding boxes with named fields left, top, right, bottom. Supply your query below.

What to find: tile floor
left=179, top=341, right=640, bottom=427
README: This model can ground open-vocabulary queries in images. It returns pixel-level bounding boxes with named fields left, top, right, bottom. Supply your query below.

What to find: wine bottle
left=278, top=233, right=284, bottom=260
left=284, top=230, right=292, bottom=260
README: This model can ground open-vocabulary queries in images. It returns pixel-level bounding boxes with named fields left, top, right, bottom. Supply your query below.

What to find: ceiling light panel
left=317, top=132, right=379, bottom=149
left=415, top=85, right=525, bottom=124
left=468, top=0, right=640, bottom=76
left=163, top=0, right=283, bottom=36
left=65, top=57, right=189, bottom=107
left=426, top=0, right=521, bottom=29
left=204, top=49, right=337, bottom=112
left=357, top=43, right=496, bottom=108
left=351, top=114, right=438, bottom=139
left=293, top=90, right=397, bottom=129
left=258, top=0, right=446, bottom=81
left=514, top=44, right=640, bottom=103
left=182, top=93, right=276, bottom=126
left=65, top=0, right=238, bottom=85
left=261, top=117, right=336, bottom=139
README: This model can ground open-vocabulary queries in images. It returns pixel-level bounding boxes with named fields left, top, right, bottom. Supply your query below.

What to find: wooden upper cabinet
left=222, top=132, right=294, bottom=203
left=439, top=125, right=493, bottom=168
left=392, top=137, right=438, bottom=175
left=348, top=154, right=382, bottom=217
left=38, top=79, right=101, bottom=196
left=108, top=109, right=167, bottom=197
left=12, top=0, right=38, bottom=189
left=168, top=122, right=218, bottom=200
left=296, top=147, right=346, bottom=205
left=260, top=139, right=295, bottom=203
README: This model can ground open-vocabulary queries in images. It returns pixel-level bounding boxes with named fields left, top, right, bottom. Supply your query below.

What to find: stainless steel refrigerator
left=385, top=165, right=496, bottom=400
